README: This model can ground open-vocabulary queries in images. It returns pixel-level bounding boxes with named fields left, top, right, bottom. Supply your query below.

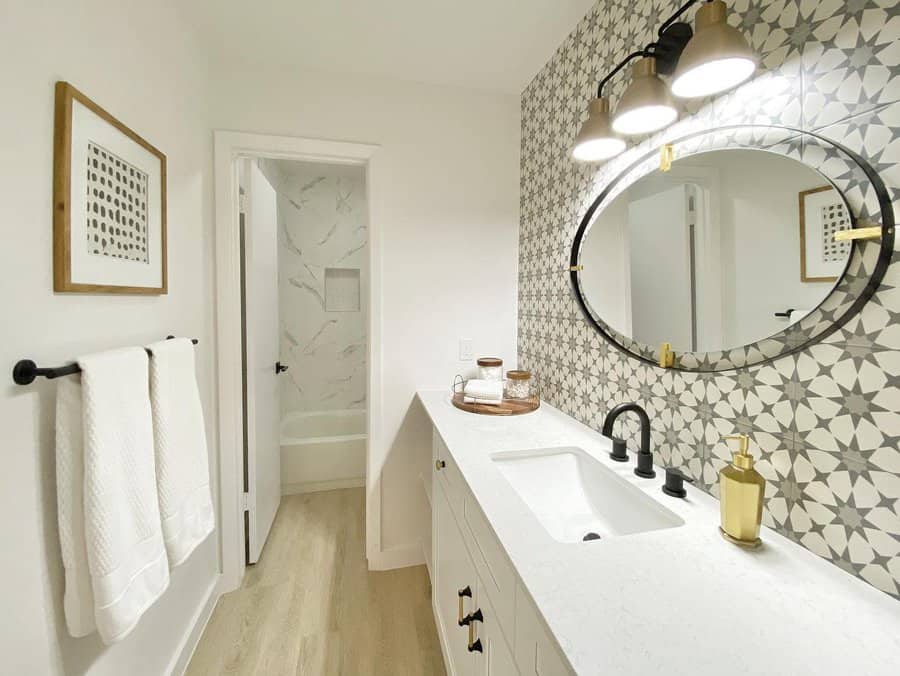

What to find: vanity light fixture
left=572, top=97, right=627, bottom=162
left=612, top=56, right=679, bottom=135
left=671, top=0, right=757, bottom=98
left=572, top=0, right=757, bottom=161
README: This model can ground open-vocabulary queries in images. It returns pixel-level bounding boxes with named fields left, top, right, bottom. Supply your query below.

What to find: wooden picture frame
left=54, top=81, right=167, bottom=294
left=799, top=185, right=850, bottom=283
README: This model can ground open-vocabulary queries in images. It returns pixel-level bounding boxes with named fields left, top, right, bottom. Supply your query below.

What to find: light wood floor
left=186, top=489, right=446, bottom=676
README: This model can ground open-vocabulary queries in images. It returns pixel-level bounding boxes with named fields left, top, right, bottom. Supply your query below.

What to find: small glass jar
left=504, top=370, right=532, bottom=399
left=477, top=357, right=503, bottom=381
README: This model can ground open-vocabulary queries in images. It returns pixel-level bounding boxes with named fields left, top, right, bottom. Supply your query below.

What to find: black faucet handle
left=609, top=437, right=629, bottom=462
left=662, top=466, right=693, bottom=498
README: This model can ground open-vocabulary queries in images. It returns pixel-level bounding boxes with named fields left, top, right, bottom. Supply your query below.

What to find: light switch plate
left=459, top=338, right=473, bottom=361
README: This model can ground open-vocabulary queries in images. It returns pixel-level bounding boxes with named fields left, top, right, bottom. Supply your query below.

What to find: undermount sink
left=491, top=447, right=684, bottom=543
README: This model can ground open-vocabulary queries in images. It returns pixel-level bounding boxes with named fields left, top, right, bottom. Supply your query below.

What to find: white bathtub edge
left=281, top=433, right=367, bottom=446
left=282, top=478, right=365, bottom=496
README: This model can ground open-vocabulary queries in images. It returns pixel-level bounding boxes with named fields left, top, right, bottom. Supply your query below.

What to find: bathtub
left=280, top=409, right=367, bottom=494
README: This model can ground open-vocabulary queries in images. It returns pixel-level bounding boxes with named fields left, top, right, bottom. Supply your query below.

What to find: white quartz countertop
left=417, top=390, right=900, bottom=676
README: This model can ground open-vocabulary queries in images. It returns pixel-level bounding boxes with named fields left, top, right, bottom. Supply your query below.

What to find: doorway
left=213, top=132, right=382, bottom=592
left=239, top=158, right=370, bottom=564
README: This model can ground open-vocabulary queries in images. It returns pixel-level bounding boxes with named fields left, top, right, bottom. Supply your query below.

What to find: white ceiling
left=181, top=0, right=596, bottom=94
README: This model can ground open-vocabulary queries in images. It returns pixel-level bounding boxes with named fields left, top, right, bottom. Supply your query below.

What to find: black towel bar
left=12, top=336, right=199, bottom=385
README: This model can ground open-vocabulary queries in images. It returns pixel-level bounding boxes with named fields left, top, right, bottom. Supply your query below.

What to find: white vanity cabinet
left=431, top=430, right=572, bottom=676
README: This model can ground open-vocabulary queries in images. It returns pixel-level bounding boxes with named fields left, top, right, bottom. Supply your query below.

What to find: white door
left=243, top=159, right=282, bottom=564
left=627, top=185, right=694, bottom=351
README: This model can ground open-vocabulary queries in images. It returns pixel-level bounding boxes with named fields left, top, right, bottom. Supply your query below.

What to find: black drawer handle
left=457, top=586, right=472, bottom=625
left=464, top=608, right=484, bottom=653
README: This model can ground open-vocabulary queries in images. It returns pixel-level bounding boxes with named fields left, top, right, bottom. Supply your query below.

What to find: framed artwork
left=799, top=185, right=851, bottom=283
left=53, top=81, right=167, bottom=294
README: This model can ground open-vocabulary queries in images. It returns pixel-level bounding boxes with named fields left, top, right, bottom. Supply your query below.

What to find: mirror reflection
left=578, top=149, right=852, bottom=354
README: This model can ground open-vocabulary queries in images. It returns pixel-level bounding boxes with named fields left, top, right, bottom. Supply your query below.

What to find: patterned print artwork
left=85, top=142, right=149, bottom=263
left=519, top=0, right=900, bottom=598
left=821, top=203, right=851, bottom=262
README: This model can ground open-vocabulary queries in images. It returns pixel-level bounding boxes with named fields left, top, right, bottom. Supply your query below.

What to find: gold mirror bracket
left=660, top=144, right=674, bottom=172
left=568, top=265, right=584, bottom=272
left=833, top=221, right=887, bottom=242
left=659, top=342, right=675, bottom=368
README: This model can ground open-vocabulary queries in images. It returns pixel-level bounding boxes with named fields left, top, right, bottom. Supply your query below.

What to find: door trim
left=213, top=131, right=382, bottom=592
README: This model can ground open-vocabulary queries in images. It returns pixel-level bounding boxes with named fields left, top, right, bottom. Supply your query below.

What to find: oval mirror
left=572, top=126, right=893, bottom=371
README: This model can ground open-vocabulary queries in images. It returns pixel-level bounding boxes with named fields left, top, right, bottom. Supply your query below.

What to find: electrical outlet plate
left=459, top=338, right=474, bottom=361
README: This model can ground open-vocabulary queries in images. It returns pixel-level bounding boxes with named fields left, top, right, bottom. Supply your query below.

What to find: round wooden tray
left=451, top=391, right=540, bottom=416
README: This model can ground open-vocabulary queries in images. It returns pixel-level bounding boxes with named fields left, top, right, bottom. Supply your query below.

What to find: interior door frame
left=213, top=131, right=382, bottom=592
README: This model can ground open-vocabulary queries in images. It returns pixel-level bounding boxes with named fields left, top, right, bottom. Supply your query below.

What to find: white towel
left=464, top=379, right=504, bottom=400
left=464, top=396, right=503, bottom=406
left=147, top=338, right=215, bottom=566
left=56, top=375, right=96, bottom=637
left=79, top=348, right=170, bottom=644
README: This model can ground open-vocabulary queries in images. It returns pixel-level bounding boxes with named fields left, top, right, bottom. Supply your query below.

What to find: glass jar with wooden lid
left=505, top=370, right=532, bottom=399
left=477, top=357, right=503, bottom=381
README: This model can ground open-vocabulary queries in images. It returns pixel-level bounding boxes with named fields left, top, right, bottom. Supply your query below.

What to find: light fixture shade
left=671, top=0, right=757, bottom=98
left=572, top=98, right=627, bottom=162
left=612, top=57, right=679, bottom=135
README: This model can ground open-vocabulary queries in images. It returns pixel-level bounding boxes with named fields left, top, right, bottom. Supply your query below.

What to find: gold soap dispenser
left=719, top=434, right=765, bottom=548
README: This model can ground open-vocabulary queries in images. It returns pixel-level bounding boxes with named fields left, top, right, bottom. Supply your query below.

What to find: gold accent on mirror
left=659, top=342, right=675, bottom=368
left=568, top=265, right=584, bottom=272
left=660, top=144, right=675, bottom=172
left=833, top=224, right=883, bottom=242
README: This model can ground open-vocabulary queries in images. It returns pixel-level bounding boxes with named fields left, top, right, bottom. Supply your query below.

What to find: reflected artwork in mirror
left=571, top=126, right=894, bottom=372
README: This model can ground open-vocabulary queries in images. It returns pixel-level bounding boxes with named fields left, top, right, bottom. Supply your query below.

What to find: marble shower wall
left=519, top=0, right=900, bottom=596
left=261, top=159, right=367, bottom=414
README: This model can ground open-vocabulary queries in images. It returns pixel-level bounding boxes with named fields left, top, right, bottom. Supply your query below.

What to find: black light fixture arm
left=657, top=0, right=703, bottom=37
left=593, top=0, right=702, bottom=98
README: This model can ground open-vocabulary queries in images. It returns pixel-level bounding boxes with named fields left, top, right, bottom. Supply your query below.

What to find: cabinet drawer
left=473, top=576, right=518, bottom=676
left=464, top=495, right=516, bottom=645
left=434, top=429, right=466, bottom=518
left=514, top=583, right=573, bottom=676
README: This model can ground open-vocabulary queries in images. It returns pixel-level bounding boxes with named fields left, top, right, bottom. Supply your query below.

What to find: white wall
left=0, top=2, right=217, bottom=674
left=715, top=151, right=835, bottom=347
left=580, top=196, right=630, bottom=334
left=209, top=66, right=520, bottom=558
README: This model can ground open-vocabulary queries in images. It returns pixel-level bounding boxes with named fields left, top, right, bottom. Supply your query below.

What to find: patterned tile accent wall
left=518, top=0, right=900, bottom=597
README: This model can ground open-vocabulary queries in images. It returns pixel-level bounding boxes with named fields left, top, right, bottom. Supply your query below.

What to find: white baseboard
left=168, top=575, right=221, bottom=676
left=367, top=543, right=425, bottom=571
left=281, top=477, right=365, bottom=495
left=422, top=538, right=433, bottom=581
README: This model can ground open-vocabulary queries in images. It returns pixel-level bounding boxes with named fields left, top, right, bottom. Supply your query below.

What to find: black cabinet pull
left=275, top=361, right=289, bottom=374
left=457, top=586, right=471, bottom=625
left=464, top=608, right=484, bottom=653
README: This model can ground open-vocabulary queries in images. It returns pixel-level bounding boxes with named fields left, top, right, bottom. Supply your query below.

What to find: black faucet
left=601, top=402, right=656, bottom=479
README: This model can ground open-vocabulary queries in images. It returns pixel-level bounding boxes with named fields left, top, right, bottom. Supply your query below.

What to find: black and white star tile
left=519, top=0, right=900, bottom=597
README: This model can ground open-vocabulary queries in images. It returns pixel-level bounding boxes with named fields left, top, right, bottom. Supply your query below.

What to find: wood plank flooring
left=186, top=489, right=446, bottom=676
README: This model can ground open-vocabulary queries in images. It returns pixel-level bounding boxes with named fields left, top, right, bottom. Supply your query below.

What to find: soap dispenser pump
left=719, top=434, right=765, bottom=548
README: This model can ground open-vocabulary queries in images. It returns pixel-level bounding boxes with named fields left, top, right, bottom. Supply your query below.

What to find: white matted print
left=85, top=142, right=149, bottom=262
left=799, top=185, right=851, bottom=283
left=54, top=82, right=166, bottom=293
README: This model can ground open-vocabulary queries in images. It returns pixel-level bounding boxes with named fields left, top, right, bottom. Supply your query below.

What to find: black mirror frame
left=569, top=124, right=895, bottom=372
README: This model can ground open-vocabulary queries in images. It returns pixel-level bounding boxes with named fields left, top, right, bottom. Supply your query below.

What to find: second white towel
left=147, top=338, right=215, bottom=567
